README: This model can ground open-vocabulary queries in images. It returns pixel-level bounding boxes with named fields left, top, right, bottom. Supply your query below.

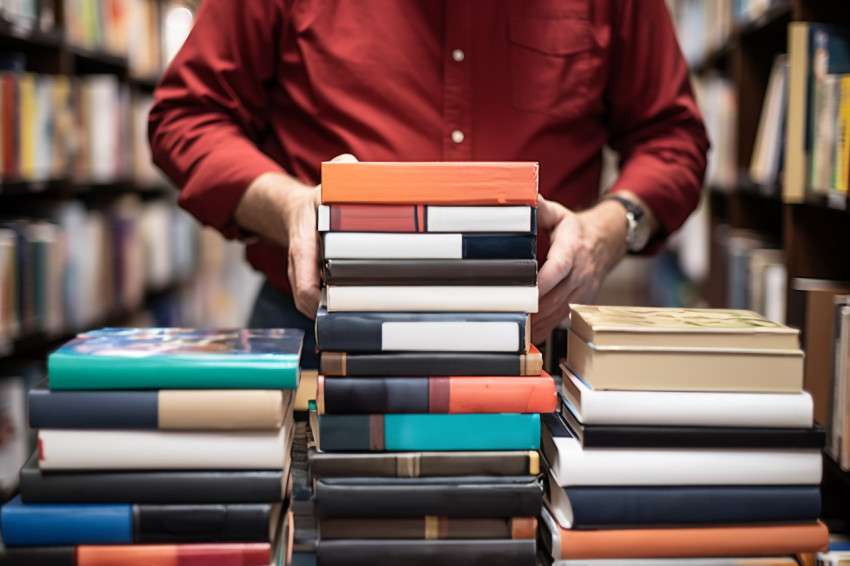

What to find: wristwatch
left=602, top=194, right=653, bottom=253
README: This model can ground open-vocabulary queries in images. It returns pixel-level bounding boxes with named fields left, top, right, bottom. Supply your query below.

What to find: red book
left=321, top=161, right=539, bottom=206
left=1, top=73, right=17, bottom=179
left=77, top=543, right=271, bottom=566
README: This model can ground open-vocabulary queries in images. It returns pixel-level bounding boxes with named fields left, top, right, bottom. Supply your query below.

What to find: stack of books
left=0, top=327, right=303, bottom=565
left=539, top=305, right=831, bottom=564
left=310, top=161, right=554, bottom=566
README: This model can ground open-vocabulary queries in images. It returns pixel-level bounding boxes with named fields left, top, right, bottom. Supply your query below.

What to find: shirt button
left=451, top=130, right=465, bottom=144
left=452, top=49, right=465, bottom=62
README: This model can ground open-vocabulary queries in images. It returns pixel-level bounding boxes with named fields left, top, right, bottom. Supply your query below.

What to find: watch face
left=628, top=212, right=652, bottom=252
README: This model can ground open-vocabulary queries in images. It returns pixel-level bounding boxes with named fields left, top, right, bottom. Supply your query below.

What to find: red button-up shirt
left=149, top=0, right=708, bottom=296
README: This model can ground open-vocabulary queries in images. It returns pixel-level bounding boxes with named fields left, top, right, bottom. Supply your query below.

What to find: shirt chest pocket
left=508, top=16, right=604, bottom=120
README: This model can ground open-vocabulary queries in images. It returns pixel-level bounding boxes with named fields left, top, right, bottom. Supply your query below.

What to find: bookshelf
left=669, top=0, right=850, bottom=534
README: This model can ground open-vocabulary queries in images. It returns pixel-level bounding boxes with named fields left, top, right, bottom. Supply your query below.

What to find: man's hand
left=235, top=153, right=358, bottom=319
left=532, top=195, right=631, bottom=344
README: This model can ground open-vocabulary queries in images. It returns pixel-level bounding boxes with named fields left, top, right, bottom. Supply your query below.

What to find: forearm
left=234, top=172, right=318, bottom=246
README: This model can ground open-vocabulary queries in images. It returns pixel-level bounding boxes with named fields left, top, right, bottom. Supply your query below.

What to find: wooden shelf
left=0, top=18, right=63, bottom=48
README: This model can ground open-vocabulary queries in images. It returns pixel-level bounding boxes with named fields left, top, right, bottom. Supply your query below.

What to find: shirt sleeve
left=148, top=0, right=287, bottom=240
left=605, top=0, right=710, bottom=245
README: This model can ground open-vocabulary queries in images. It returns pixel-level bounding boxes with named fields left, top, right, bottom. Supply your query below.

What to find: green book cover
left=48, top=328, right=303, bottom=390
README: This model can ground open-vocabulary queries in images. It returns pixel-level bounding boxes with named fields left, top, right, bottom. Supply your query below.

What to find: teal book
left=48, top=328, right=304, bottom=390
left=317, top=413, right=541, bottom=452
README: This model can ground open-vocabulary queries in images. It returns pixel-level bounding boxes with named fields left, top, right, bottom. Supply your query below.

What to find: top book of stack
left=320, top=162, right=539, bottom=206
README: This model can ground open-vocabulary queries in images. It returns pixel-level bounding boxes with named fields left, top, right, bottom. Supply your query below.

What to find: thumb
left=328, top=153, right=359, bottom=163
left=537, top=194, right=565, bottom=231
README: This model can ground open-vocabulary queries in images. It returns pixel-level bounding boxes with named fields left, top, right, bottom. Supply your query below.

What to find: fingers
left=328, top=153, right=359, bottom=164
left=536, top=194, right=565, bottom=231
left=288, top=231, right=322, bottom=319
left=531, top=277, right=574, bottom=344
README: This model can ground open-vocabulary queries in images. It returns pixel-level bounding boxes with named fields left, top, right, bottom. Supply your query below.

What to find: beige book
left=295, top=369, right=318, bottom=412
left=566, top=330, right=803, bottom=393
left=158, top=389, right=293, bottom=429
left=569, top=304, right=799, bottom=350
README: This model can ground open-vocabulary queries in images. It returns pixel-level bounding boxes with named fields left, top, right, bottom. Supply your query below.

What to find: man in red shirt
left=149, top=0, right=709, bottom=359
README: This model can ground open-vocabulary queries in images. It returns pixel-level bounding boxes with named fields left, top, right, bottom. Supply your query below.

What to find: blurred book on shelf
left=693, top=74, right=738, bottom=191
left=749, top=53, right=789, bottom=192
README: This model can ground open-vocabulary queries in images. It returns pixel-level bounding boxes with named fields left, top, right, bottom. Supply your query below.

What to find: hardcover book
left=323, top=259, right=538, bottom=286
left=308, top=448, right=539, bottom=478
left=319, top=346, right=543, bottom=377
left=565, top=336, right=803, bottom=393
left=47, top=328, right=304, bottom=390
left=317, top=538, right=536, bottom=566
left=559, top=396, right=825, bottom=449
left=539, top=508, right=829, bottom=560
left=314, top=476, right=542, bottom=518
left=323, top=285, right=538, bottom=313
left=569, top=305, right=800, bottom=349
left=318, top=517, right=536, bottom=539
left=320, top=161, right=539, bottom=206
left=316, top=308, right=531, bottom=353
left=38, top=424, right=295, bottom=471
left=543, top=473, right=821, bottom=529
left=561, top=364, right=814, bottom=428
left=541, top=412, right=822, bottom=486
left=318, top=204, right=535, bottom=233
left=317, top=412, right=541, bottom=452
left=318, top=374, right=556, bottom=414
left=321, top=232, right=536, bottom=260
left=28, top=380, right=293, bottom=430
left=19, top=453, right=289, bottom=504
left=0, top=496, right=278, bottom=546
left=550, top=559, right=801, bottom=566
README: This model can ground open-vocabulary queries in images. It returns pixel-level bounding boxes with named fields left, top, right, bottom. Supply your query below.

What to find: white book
left=38, top=426, right=292, bottom=471
left=317, top=205, right=533, bottom=232
left=562, top=366, right=814, bottom=427
left=321, top=232, right=534, bottom=260
left=542, top=416, right=822, bottom=487
left=324, top=286, right=539, bottom=313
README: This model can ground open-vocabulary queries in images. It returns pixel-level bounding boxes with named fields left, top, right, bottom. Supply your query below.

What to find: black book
left=317, top=539, right=536, bottom=566
left=323, top=259, right=538, bottom=286
left=314, top=476, right=541, bottom=518
left=19, top=453, right=285, bottom=504
left=320, top=349, right=542, bottom=377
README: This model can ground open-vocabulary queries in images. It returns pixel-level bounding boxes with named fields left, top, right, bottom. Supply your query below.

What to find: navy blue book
left=0, top=496, right=275, bottom=546
left=317, top=539, right=536, bottom=566
left=544, top=477, right=822, bottom=529
left=316, top=307, right=530, bottom=353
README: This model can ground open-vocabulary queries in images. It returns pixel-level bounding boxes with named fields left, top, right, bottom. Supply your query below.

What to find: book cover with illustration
left=48, top=328, right=304, bottom=390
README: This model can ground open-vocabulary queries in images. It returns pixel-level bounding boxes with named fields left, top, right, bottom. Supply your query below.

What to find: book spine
left=75, top=543, right=272, bottom=566
left=308, top=448, right=539, bottom=478
left=316, top=310, right=527, bottom=353
left=318, top=517, right=536, bottom=539
left=318, top=414, right=541, bottom=452
left=320, top=161, right=539, bottom=206
left=314, top=479, right=541, bottom=518
left=556, top=522, right=829, bottom=560
left=319, top=205, right=535, bottom=233
left=0, top=546, right=74, bottom=566
left=0, top=496, right=132, bottom=545
left=134, top=504, right=271, bottom=543
left=317, top=539, right=537, bottom=566
left=28, top=388, right=159, bottom=429
left=323, top=259, right=538, bottom=286
left=563, top=485, right=821, bottom=528
left=20, top=467, right=285, bottom=504
left=37, top=428, right=287, bottom=470
left=321, top=204, right=424, bottom=232
left=320, top=376, right=555, bottom=414
left=324, top=286, right=538, bottom=313
left=46, top=353, right=299, bottom=390
left=320, top=351, right=542, bottom=376
left=321, top=233, right=536, bottom=260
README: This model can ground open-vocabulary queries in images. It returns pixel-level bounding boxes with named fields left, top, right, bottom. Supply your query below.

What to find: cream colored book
left=569, top=305, right=800, bottom=350
left=567, top=305, right=804, bottom=393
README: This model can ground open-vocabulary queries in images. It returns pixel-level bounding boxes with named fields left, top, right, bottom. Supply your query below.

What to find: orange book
left=320, top=161, right=539, bottom=206
left=318, top=373, right=556, bottom=414
left=77, top=543, right=271, bottom=566
left=550, top=521, right=829, bottom=560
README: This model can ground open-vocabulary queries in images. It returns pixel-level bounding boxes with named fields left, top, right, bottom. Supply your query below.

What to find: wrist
left=577, top=200, right=628, bottom=280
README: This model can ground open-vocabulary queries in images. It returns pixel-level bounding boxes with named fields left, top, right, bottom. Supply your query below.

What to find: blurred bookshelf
left=0, top=0, right=264, bottom=501
left=668, top=0, right=850, bottom=535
